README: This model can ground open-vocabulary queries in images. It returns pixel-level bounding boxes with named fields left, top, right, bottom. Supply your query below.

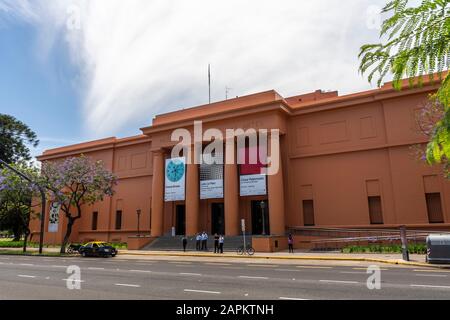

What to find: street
left=0, top=255, right=449, bottom=300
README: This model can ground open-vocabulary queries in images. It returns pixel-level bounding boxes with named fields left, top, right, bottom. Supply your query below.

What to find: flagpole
left=208, top=64, right=211, bottom=104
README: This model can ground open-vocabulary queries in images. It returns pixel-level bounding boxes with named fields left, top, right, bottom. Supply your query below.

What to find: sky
left=0, top=0, right=391, bottom=158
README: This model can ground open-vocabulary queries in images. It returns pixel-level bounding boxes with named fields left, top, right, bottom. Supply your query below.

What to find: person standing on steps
left=203, top=232, right=209, bottom=251
left=219, top=235, right=224, bottom=254
left=182, top=235, right=188, bottom=252
left=195, top=233, right=201, bottom=251
left=288, top=234, right=294, bottom=254
left=214, top=233, right=219, bottom=253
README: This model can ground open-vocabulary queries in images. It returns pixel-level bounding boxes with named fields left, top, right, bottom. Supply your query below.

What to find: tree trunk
left=60, top=218, right=74, bottom=254
left=22, top=229, right=29, bottom=253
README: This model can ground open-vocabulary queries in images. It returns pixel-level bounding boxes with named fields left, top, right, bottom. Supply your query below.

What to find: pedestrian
left=203, top=232, right=209, bottom=251
left=219, top=235, right=224, bottom=254
left=200, top=232, right=206, bottom=251
left=214, top=233, right=219, bottom=253
left=182, top=235, right=188, bottom=252
left=195, top=233, right=201, bottom=251
left=288, top=233, right=294, bottom=254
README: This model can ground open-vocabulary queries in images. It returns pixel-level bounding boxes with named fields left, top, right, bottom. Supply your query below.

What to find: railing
left=287, top=226, right=450, bottom=250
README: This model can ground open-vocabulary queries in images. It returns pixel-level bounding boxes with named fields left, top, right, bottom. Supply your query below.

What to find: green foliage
left=0, top=164, right=40, bottom=240
left=341, top=243, right=427, bottom=254
left=359, top=0, right=450, bottom=176
left=0, top=114, right=39, bottom=163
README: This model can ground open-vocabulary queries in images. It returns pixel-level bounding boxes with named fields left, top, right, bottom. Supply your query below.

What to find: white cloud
left=0, top=0, right=388, bottom=138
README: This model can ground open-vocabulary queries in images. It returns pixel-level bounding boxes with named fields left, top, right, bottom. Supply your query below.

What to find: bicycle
left=236, top=244, right=255, bottom=256
left=66, top=243, right=82, bottom=255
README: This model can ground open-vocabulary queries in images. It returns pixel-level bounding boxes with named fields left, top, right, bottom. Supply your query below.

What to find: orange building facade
left=32, top=78, right=450, bottom=247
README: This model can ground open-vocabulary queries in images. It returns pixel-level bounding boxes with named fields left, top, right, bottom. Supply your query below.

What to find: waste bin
left=426, top=234, right=450, bottom=264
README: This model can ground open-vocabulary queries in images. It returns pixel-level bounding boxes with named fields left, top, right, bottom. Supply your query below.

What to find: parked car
left=78, top=241, right=117, bottom=258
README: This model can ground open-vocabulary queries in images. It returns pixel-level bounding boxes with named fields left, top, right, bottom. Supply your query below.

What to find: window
left=92, top=212, right=98, bottom=230
left=426, top=193, right=444, bottom=223
left=303, top=200, right=315, bottom=226
left=368, top=196, right=383, bottom=224
left=115, top=210, right=122, bottom=230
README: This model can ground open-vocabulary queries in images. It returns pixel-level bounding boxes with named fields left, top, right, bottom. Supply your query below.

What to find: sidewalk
left=2, top=246, right=449, bottom=269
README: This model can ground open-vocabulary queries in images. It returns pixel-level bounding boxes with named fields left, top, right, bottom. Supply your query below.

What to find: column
left=151, top=151, right=165, bottom=237
left=185, top=146, right=199, bottom=236
left=268, top=136, right=286, bottom=235
left=225, top=141, right=240, bottom=236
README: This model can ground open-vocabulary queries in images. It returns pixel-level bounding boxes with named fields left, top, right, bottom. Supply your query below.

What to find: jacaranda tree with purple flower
left=41, top=155, right=117, bottom=253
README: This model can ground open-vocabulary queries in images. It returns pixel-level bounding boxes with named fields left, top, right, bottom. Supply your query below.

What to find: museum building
left=31, top=76, right=450, bottom=248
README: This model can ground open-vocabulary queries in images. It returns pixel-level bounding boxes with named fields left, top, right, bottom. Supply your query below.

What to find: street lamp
left=136, top=208, right=142, bottom=237
left=0, top=159, right=46, bottom=254
left=260, top=201, right=266, bottom=236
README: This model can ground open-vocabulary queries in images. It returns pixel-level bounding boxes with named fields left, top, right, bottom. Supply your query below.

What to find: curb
left=118, top=251, right=450, bottom=269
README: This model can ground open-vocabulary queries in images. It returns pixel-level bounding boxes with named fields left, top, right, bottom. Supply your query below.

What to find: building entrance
left=175, top=205, right=186, bottom=235
left=251, top=200, right=270, bottom=235
left=211, top=203, right=225, bottom=235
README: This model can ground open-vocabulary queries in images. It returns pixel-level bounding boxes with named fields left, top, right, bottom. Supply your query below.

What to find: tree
left=0, top=164, right=40, bottom=251
left=41, top=156, right=117, bottom=253
left=0, top=114, right=39, bottom=163
left=359, top=0, right=450, bottom=175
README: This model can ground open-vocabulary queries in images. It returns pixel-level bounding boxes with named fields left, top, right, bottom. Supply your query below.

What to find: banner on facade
left=239, top=145, right=267, bottom=196
left=164, top=157, right=186, bottom=202
left=200, top=152, right=224, bottom=200
left=240, top=174, right=267, bottom=196
left=48, top=202, right=61, bottom=233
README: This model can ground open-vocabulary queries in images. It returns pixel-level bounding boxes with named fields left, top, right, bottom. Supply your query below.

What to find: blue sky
left=0, top=0, right=389, bottom=159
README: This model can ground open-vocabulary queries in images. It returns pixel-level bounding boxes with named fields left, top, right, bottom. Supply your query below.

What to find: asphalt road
left=0, top=255, right=450, bottom=300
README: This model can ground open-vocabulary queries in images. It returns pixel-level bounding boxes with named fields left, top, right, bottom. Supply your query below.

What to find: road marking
left=184, top=289, right=221, bottom=295
left=180, top=273, right=202, bottom=276
left=169, top=262, right=192, bottom=264
left=415, top=274, right=447, bottom=278
left=275, top=269, right=302, bottom=272
left=18, top=275, right=36, bottom=278
left=19, top=263, right=34, bottom=266
left=297, top=266, right=332, bottom=269
left=114, top=283, right=141, bottom=288
left=279, top=297, right=309, bottom=300
left=353, top=267, right=388, bottom=271
left=249, top=265, right=279, bottom=268
left=87, top=267, right=105, bottom=270
left=413, top=269, right=450, bottom=273
left=319, top=280, right=359, bottom=284
left=239, top=276, right=269, bottom=280
left=205, top=263, right=231, bottom=266
left=52, top=265, right=67, bottom=268
left=62, top=279, right=85, bottom=283
left=340, top=271, right=367, bottom=275
left=129, top=270, right=152, bottom=273
left=0, top=257, right=10, bottom=260
left=411, top=284, right=450, bottom=289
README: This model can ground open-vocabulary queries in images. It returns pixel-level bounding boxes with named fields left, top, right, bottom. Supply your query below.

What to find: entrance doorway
left=175, top=205, right=186, bottom=235
left=251, top=200, right=270, bottom=235
left=211, top=203, right=225, bottom=235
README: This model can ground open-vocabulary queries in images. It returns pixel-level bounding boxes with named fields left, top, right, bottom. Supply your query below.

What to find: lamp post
left=0, top=159, right=46, bottom=254
left=260, top=201, right=266, bottom=236
left=136, top=208, right=141, bottom=237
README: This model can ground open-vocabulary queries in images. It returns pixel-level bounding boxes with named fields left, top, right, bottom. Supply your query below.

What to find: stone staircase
left=142, top=235, right=252, bottom=252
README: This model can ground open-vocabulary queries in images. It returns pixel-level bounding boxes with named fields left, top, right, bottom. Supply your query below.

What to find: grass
left=0, top=240, right=58, bottom=248
left=0, top=240, right=127, bottom=249
left=0, top=250, right=68, bottom=257
left=341, top=243, right=427, bottom=254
